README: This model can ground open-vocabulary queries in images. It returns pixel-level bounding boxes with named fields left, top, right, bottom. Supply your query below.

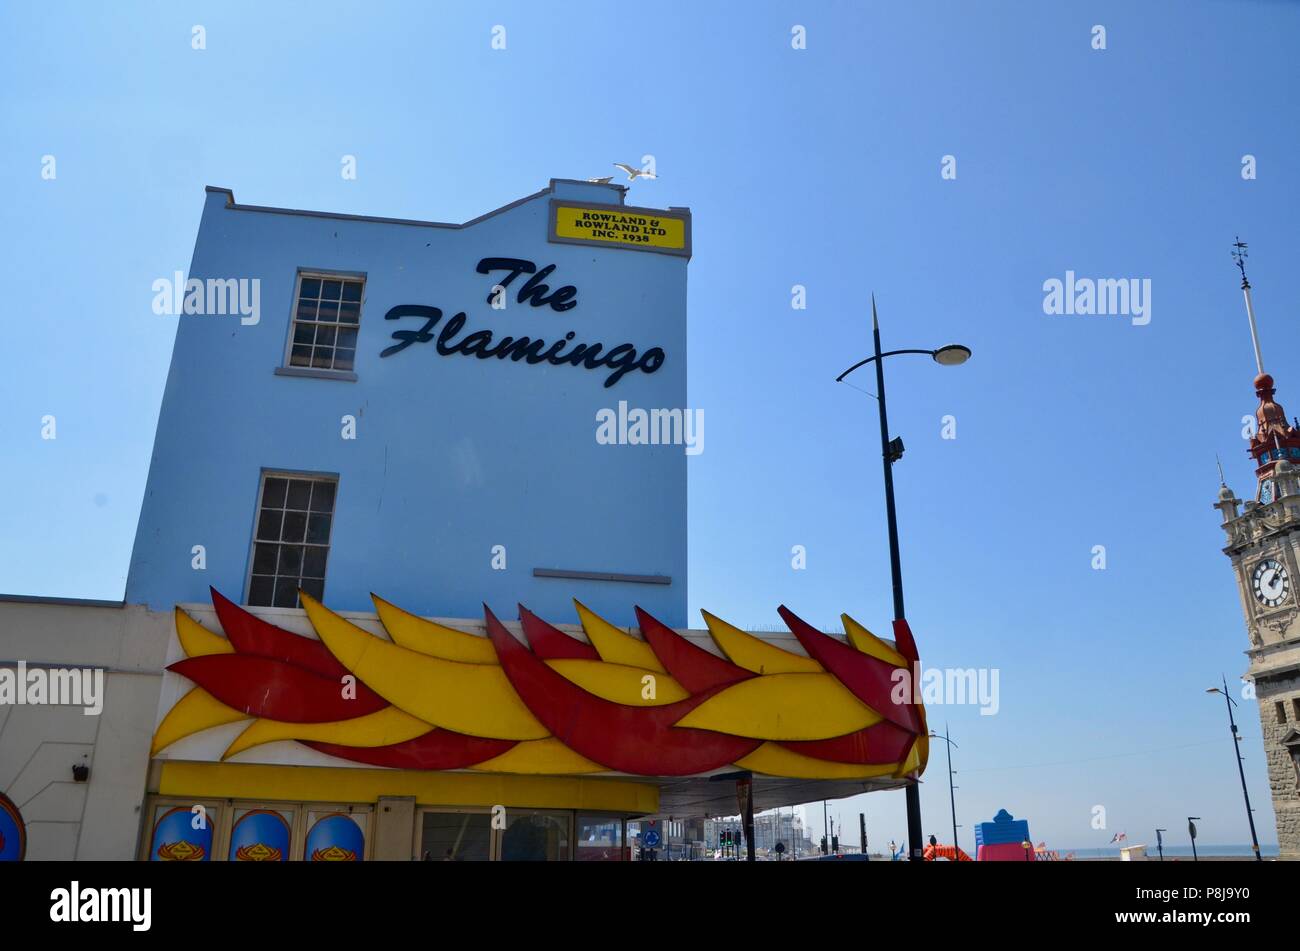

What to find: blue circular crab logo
left=0, top=792, right=25, bottom=862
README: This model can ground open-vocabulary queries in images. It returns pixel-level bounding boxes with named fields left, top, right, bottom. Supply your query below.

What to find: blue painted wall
left=126, top=180, right=689, bottom=626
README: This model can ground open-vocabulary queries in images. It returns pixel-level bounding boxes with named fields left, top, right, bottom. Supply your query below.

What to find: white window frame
left=278, top=268, right=367, bottom=381
left=244, top=469, right=339, bottom=609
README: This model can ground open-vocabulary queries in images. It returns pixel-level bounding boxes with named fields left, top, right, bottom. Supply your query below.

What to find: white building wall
left=0, top=600, right=170, bottom=860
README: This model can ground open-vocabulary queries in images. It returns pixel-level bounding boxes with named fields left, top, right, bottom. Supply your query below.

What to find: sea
left=1062, top=844, right=1279, bottom=860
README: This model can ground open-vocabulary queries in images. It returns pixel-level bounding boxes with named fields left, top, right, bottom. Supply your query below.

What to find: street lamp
left=836, top=295, right=971, bottom=862
left=929, top=725, right=960, bottom=858
left=1206, top=676, right=1263, bottom=861
left=1155, top=828, right=1167, bottom=862
left=1188, top=817, right=1201, bottom=862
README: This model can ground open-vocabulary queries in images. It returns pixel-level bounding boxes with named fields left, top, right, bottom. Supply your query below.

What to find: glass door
left=499, top=809, right=572, bottom=861
left=418, top=810, right=494, bottom=862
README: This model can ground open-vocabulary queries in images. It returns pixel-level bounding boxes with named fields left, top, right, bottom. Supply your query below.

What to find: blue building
left=2, top=180, right=925, bottom=862
left=127, top=179, right=690, bottom=627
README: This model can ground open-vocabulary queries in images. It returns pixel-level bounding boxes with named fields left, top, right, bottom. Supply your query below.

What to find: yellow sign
left=550, top=202, right=690, bottom=256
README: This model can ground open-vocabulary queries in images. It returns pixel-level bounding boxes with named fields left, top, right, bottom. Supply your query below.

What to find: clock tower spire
left=1216, top=239, right=1300, bottom=861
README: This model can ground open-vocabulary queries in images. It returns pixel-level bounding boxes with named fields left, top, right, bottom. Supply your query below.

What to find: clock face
left=1253, top=559, right=1290, bottom=608
left=1260, top=479, right=1275, bottom=505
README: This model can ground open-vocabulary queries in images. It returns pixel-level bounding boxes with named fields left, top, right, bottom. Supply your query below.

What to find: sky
left=2, top=0, right=1299, bottom=853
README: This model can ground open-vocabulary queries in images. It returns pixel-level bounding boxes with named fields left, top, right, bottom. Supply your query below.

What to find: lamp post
left=1155, top=828, right=1166, bottom=862
left=1188, top=817, right=1201, bottom=862
left=1206, top=677, right=1263, bottom=861
left=929, top=725, right=960, bottom=856
left=836, top=295, right=971, bottom=861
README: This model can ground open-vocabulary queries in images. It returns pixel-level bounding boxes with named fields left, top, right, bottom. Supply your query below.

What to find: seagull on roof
left=614, top=163, right=657, bottom=182
left=587, top=176, right=614, bottom=184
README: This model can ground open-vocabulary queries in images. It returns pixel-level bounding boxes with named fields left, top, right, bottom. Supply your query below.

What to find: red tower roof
left=1250, top=372, right=1300, bottom=474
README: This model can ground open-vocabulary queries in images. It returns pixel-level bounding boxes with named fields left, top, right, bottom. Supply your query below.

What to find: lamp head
left=933, top=345, right=972, bottom=367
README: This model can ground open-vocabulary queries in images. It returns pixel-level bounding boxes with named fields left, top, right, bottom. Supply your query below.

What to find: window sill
left=275, top=366, right=358, bottom=383
left=533, top=568, right=672, bottom=585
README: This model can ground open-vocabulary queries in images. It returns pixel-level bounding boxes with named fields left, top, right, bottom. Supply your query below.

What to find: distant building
left=705, top=811, right=810, bottom=857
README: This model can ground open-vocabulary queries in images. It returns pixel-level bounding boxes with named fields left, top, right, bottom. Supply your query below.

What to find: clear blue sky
left=3, top=1, right=1298, bottom=852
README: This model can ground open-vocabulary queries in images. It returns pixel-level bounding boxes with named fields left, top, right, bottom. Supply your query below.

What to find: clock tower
left=1216, top=245, right=1300, bottom=860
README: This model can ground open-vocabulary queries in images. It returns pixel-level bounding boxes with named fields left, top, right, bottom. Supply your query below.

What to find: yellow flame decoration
left=468, top=738, right=605, bottom=775
left=152, top=686, right=248, bottom=755
left=174, top=607, right=234, bottom=658
left=574, top=600, right=666, bottom=672
left=222, top=707, right=433, bottom=759
left=302, top=593, right=549, bottom=741
left=699, top=610, right=823, bottom=674
left=842, top=614, right=908, bottom=667
left=371, top=594, right=498, bottom=664
left=674, top=672, right=881, bottom=740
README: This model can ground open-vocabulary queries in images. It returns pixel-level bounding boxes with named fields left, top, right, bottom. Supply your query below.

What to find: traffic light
left=831, top=835, right=839, bottom=853
left=820, top=835, right=828, bottom=854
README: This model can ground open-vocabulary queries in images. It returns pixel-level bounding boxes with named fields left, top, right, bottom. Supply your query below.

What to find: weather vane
left=1232, top=236, right=1250, bottom=288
